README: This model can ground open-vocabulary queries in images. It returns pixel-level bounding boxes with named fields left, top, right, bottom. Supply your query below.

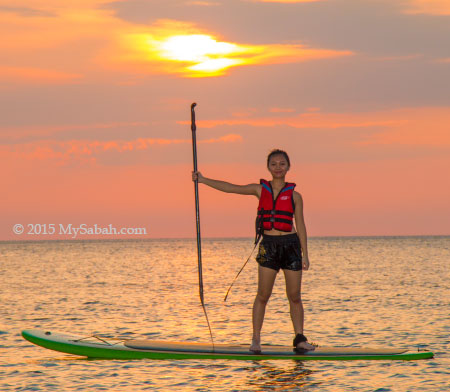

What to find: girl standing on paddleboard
left=192, top=149, right=315, bottom=354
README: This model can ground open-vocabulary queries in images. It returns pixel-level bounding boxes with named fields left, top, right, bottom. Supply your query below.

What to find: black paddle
left=191, top=103, right=215, bottom=350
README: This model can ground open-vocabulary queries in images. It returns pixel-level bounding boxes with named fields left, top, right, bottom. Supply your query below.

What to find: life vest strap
left=258, top=209, right=294, bottom=217
left=261, top=217, right=293, bottom=225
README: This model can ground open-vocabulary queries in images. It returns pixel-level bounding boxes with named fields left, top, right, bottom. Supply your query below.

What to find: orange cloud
left=201, top=134, right=243, bottom=143
left=371, top=54, right=423, bottom=62
left=1, top=121, right=148, bottom=141
left=1, top=133, right=243, bottom=164
left=0, top=1, right=126, bottom=84
left=0, top=66, right=82, bottom=84
left=248, top=0, right=321, bottom=3
left=109, top=19, right=353, bottom=77
left=269, top=107, right=296, bottom=113
left=177, top=106, right=450, bottom=147
left=185, top=1, right=220, bottom=5
left=1, top=2, right=352, bottom=80
left=0, top=2, right=119, bottom=51
left=402, top=0, right=450, bottom=15
left=357, top=107, right=450, bottom=147
left=178, top=111, right=400, bottom=129
left=0, top=0, right=114, bottom=11
left=435, top=58, right=450, bottom=63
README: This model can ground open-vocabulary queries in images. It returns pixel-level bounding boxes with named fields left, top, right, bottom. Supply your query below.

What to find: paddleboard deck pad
left=22, top=330, right=433, bottom=361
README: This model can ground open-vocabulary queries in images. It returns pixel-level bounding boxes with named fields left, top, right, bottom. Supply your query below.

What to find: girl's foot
left=293, top=333, right=315, bottom=352
left=249, top=337, right=261, bottom=354
left=295, top=340, right=316, bottom=351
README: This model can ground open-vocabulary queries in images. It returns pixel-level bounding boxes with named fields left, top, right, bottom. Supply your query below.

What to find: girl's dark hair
left=267, top=149, right=290, bottom=168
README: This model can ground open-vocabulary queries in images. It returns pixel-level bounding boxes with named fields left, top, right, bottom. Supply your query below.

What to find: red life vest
left=256, top=179, right=296, bottom=234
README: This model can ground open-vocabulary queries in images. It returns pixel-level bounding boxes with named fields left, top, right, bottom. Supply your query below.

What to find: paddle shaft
left=191, top=103, right=205, bottom=303
left=190, top=103, right=214, bottom=349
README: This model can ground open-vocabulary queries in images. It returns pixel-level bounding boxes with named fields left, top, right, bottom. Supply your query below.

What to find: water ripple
left=1, top=237, right=449, bottom=391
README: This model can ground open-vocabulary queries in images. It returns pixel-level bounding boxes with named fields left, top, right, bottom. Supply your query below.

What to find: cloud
left=177, top=110, right=400, bottom=129
left=0, top=0, right=128, bottom=84
left=0, top=1, right=353, bottom=81
left=402, top=0, right=450, bottom=15
left=357, top=107, right=450, bottom=147
left=0, top=1, right=120, bottom=51
left=269, top=107, right=296, bottom=113
left=108, top=19, right=353, bottom=77
left=201, top=134, right=243, bottom=143
left=0, top=6, right=55, bottom=17
left=0, top=121, right=149, bottom=142
left=369, top=54, right=423, bottom=62
left=0, top=0, right=114, bottom=10
left=246, top=0, right=322, bottom=3
left=0, top=133, right=243, bottom=164
left=184, top=1, right=220, bottom=5
left=0, top=66, right=82, bottom=85
left=177, top=106, right=450, bottom=147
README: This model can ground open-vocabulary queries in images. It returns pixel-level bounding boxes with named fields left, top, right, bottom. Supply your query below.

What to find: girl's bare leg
left=250, top=265, right=277, bottom=353
left=283, top=269, right=315, bottom=351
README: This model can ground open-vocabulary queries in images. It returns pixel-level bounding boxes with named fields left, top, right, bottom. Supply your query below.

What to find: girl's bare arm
left=192, top=171, right=260, bottom=198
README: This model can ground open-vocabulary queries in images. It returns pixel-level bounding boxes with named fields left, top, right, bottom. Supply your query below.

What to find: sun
left=153, top=34, right=249, bottom=77
left=160, top=35, right=238, bottom=61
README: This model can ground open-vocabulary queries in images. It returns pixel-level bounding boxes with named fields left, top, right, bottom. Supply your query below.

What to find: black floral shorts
left=255, top=233, right=302, bottom=272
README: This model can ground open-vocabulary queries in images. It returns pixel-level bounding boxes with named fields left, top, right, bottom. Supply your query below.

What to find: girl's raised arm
left=192, top=171, right=260, bottom=197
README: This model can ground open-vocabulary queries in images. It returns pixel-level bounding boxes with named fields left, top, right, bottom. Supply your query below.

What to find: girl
left=192, top=149, right=314, bottom=353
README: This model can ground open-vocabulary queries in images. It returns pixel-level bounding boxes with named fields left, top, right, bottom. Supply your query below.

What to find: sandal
left=293, top=333, right=312, bottom=353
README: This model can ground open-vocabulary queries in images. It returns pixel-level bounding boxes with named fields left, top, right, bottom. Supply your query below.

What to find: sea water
left=0, top=237, right=449, bottom=391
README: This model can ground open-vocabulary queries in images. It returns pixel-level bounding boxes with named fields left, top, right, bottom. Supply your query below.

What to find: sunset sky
left=1, top=0, right=449, bottom=240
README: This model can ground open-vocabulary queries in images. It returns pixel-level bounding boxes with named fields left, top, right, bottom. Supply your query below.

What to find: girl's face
left=268, top=154, right=289, bottom=179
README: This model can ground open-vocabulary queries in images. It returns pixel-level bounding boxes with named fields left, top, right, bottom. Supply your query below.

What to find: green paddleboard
left=22, top=329, right=433, bottom=361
